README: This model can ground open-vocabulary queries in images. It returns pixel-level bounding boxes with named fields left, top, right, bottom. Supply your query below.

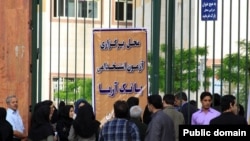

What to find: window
left=78, top=0, right=98, bottom=18
left=53, top=0, right=98, bottom=19
left=115, top=0, right=133, bottom=21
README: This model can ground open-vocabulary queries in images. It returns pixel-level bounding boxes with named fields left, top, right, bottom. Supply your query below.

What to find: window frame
left=114, top=0, right=133, bottom=22
left=53, top=0, right=100, bottom=20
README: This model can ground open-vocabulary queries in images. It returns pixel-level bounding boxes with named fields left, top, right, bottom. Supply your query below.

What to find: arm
left=145, top=119, right=161, bottom=141
left=6, top=111, right=27, bottom=139
left=13, top=130, right=27, bottom=139
left=98, top=127, right=104, bottom=141
left=191, top=113, right=196, bottom=125
left=46, top=135, right=54, bottom=141
left=68, top=125, right=76, bottom=141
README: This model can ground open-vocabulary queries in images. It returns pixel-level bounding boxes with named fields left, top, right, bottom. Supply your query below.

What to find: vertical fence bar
left=149, top=0, right=153, bottom=94
left=117, top=0, right=120, bottom=28
left=92, top=0, right=95, bottom=28
left=195, top=0, right=200, bottom=103
left=31, top=0, right=38, bottom=110
left=125, top=0, right=128, bottom=27
left=220, top=0, right=224, bottom=96
left=245, top=0, right=249, bottom=116
left=134, top=0, right=136, bottom=27
left=109, top=0, right=111, bottom=28
left=101, top=0, right=103, bottom=28
left=57, top=0, right=61, bottom=101
left=83, top=8, right=86, bottom=99
left=237, top=0, right=241, bottom=102
left=180, top=0, right=183, bottom=92
left=38, top=0, right=43, bottom=101
left=151, top=0, right=161, bottom=94
left=212, top=21, right=216, bottom=94
left=164, top=0, right=168, bottom=93
left=187, top=0, right=192, bottom=124
left=49, top=0, right=53, bottom=102
left=204, top=21, right=207, bottom=91
left=74, top=0, right=78, bottom=100
left=228, top=0, right=232, bottom=94
left=142, top=0, right=145, bottom=27
left=166, top=0, right=174, bottom=93
left=66, top=0, right=69, bottom=103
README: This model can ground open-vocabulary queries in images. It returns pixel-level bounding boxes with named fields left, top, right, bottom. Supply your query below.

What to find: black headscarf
left=57, top=105, right=74, bottom=128
left=28, top=105, right=54, bottom=141
left=57, top=101, right=66, bottom=117
left=74, top=99, right=88, bottom=114
left=32, top=100, right=54, bottom=125
left=73, top=103, right=100, bottom=138
left=56, top=105, right=74, bottom=141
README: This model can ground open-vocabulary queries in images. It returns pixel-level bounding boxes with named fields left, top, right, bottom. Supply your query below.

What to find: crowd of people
left=0, top=91, right=248, bottom=141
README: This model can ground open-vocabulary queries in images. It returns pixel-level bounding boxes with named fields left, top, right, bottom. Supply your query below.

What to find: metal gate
left=31, top=0, right=250, bottom=118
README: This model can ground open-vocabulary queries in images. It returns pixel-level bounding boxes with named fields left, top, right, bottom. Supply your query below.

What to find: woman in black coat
left=28, top=104, right=55, bottom=141
left=0, top=107, right=13, bottom=141
left=56, top=105, right=74, bottom=141
left=68, top=103, right=100, bottom=141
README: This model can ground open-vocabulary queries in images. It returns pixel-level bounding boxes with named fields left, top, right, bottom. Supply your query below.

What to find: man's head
left=0, top=107, right=7, bottom=120
left=189, top=100, right=197, bottom=108
left=163, top=94, right=175, bottom=108
left=221, top=94, right=237, bottom=114
left=114, top=100, right=129, bottom=118
left=6, top=95, right=18, bottom=111
left=130, top=105, right=142, bottom=120
left=174, top=92, right=187, bottom=107
left=200, top=91, right=212, bottom=110
left=127, top=97, right=139, bottom=109
left=212, top=93, right=221, bottom=106
left=147, top=95, right=163, bottom=113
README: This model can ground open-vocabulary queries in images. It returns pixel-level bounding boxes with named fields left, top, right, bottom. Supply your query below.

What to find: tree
left=54, top=78, right=92, bottom=104
left=148, top=44, right=213, bottom=93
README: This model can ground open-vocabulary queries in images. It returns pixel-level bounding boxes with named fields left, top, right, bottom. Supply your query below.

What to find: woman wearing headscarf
left=28, top=105, right=54, bottom=141
left=56, top=105, right=74, bottom=141
left=32, top=100, right=55, bottom=124
left=74, top=99, right=88, bottom=115
left=0, top=107, right=13, bottom=141
left=68, top=103, right=100, bottom=141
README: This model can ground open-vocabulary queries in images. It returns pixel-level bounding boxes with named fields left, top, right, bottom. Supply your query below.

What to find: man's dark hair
left=189, top=100, right=197, bottom=108
left=212, top=93, right=221, bottom=106
left=114, top=100, right=129, bottom=118
left=163, top=94, right=175, bottom=105
left=221, top=95, right=236, bottom=112
left=148, top=95, right=163, bottom=109
left=174, top=92, right=187, bottom=101
left=127, top=97, right=139, bottom=109
left=200, top=91, right=212, bottom=101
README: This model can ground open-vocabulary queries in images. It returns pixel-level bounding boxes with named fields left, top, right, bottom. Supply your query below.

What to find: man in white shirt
left=6, top=95, right=27, bottom=141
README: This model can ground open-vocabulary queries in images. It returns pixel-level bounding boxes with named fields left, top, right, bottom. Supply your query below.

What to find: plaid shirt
left=99, top=118, right=140, bottom=141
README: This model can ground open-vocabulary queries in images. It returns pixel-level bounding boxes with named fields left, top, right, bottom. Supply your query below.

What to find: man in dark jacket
left=174, top=92, right=198, bottom=124
left=145, top=95, right=175, bottom=141
left=209, top=94, right=247, bottom=125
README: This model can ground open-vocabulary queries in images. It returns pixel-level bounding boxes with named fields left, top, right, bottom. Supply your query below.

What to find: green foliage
left=216, top=53, right=248, bottom=84
left=216, top=39, right=250, bottom=106
left=54, top=78, right=92, bottom=103
left=149, top=44, right=213, bottom=93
